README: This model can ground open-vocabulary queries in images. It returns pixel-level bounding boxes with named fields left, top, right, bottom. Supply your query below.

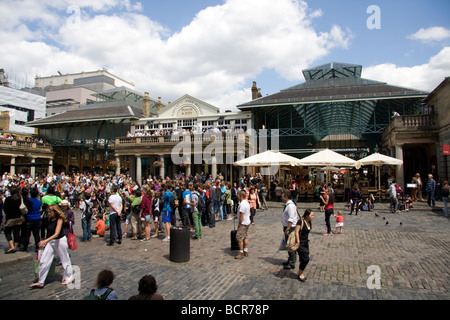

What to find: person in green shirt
left=40, top=185, right=62, bottom=239
left=128, top=189, right=142, bottom=240
left=225, top=183, right=233, bottom=221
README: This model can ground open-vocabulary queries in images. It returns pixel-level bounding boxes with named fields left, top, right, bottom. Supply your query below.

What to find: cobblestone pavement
left=0, top=200, right=449, bottom=300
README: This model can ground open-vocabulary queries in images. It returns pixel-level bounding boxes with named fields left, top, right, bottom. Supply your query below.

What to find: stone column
left=211, top=155, right=217, bottom=179
left=115, top=156, right=121, bottom=176
left=48, top=159, right=53, bottom=175
left=159, top=156, right=165, bottom=179
left=136, top=155, right=142, bottom=186
left=30, top=157, right=36, bottom=178
left=10, top=156, right=16, bottom=176
left=395, top=144, right=404, bottom=189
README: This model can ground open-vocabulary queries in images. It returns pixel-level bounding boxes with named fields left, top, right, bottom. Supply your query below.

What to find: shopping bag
left=67, top=232, right=78, bottom=250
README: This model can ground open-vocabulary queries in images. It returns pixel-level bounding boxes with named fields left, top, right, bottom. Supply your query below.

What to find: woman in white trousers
left=30, top=204, right=73, bottom=289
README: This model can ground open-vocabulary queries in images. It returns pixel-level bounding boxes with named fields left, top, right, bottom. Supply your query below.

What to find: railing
left=0, top=138, right=52, bottom=151
left=116, top=133, right=248, bottom=146
left=401, top=114, right=436, bottom=127
left=382, top=114, right=437, bottom=141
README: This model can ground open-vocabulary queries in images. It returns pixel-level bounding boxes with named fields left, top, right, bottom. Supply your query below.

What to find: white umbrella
left=298, top=149, right=357, bottom=184
left=234, top=150, right=302, bottom=167
left=297, top=149, right=357, bottom=167
left=356, top=152, right=403, bottom=189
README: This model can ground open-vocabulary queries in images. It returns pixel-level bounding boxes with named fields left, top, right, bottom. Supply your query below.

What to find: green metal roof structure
left=237, top=62, right=429, bottom=157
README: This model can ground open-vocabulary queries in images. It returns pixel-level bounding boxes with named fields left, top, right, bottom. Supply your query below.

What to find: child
left=152, top=191, right=161, bottom=237
left=405, top=194, right=412, bottom=212
left=92, top=214, right=106, bottom=238
left=335, top=210, right=344, bottom=234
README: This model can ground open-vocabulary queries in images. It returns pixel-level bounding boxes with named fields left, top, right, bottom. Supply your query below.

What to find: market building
left=115, top=94, right=252, bottom=184
left=237, top=62, right=433, bottom=189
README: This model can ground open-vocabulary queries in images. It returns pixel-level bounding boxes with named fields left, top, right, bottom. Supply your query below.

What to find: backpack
left=170, top=194, right=178, bottom=209
left=194, top=191, right=205, bottom=212
left=315, top=186, right=321, bottom=197
left=83, top=288, right=113, bottom=300
left=83, top=200, right=93, bottom=220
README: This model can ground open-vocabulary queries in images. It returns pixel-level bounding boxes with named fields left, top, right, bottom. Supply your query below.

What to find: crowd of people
left=126, top=127, right=246, bottom=138
left=1, top=167, right=448, bottom=295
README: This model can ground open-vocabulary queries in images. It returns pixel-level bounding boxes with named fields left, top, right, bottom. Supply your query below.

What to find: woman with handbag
left=293, top=209, right=315, bottom=282
left=29, top=204, right=74, bottom=289
left=3, top=187, right=23, bottom=254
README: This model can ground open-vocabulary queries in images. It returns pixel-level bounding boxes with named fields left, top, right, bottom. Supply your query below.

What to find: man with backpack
left=79, top=193, right=94, bottom=242
left=191, top=183, right=204, bottom=240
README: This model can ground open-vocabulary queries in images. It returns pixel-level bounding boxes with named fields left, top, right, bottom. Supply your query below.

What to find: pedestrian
left=248, top=186, right=260, bottom=225
left=289, top=182, right=299, bottom=206
left=139, top=186, right=153, bottom=242
left=191, top=184, right=203, bottom=240
left=152, top=191, right=161, bottom=238
left=128, top=189, right=142, bottom=240
left=389, top=180, right=398, bottom=213
left=84, top=269, right=118, bottom=300
left=207, top=180, right=217, bottom=228
left=29, top=204, right=73, bottom=289
left=181, top=182, right=193, bottom=228
left=293, top=209, right=315, bottom=282
left=442, top=181, right=449, bottom=217
left=281, top=190, right=298, bottom=270
left=3, top=187, right=23, bottom=254
left=323, top=187, right=334, bottom=236
left=224, top=183, right=233, bottom=220
left=234, top=190, right=251, bottom=259
left=22, top=187, right=42, bottom=253
left=349, top=184, right=362, bottom=215
left=426, top=174, right=436, bottom=207
left=107, top=186, right=123, bottom=246
left=412, top=173, right=424, bottom=202
left=128, top=274, right=164, bottom=300
left=161, top=183, right=173, bottom=242
left=334, top=210, right=344, bottom=234
left=79, top=193, right=94, bottom=242
left=41, top=185, right=62, bottom=239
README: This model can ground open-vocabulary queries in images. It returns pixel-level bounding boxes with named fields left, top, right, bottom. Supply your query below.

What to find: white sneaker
left=150, top=234, right=158, bottom=238
left=162, top=237, right=170, bottom=242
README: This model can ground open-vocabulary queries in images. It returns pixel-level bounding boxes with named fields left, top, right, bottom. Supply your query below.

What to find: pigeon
left=375, top=213, right=379, bottom=217
left=383, top=217, right=386, bottom=220
left=400, top=222, right=402, bottom=226
left=385, top=221, right=389, bottom=225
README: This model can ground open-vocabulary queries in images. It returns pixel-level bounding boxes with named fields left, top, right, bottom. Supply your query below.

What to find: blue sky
left=1, top=0, right=449, bottom=110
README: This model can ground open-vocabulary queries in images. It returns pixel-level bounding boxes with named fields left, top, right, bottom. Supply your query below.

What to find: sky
left=1, top=0, right=449, bottom=112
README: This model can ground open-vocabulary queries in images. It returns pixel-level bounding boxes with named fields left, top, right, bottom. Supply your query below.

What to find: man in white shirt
left=235, top=190, right=251, bottom=259
left=107, top=186, right=123, bottom=246
left=281, top=191, right=298, bottom=269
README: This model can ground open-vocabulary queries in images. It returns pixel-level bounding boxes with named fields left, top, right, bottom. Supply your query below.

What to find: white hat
left=60, top=200, right=70, bottom=207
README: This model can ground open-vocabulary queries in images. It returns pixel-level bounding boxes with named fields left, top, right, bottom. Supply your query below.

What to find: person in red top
left=248, top=187, right=260, bottom=225
left=323, top=187, right=334, bottom=236
left=334, top=210, right=344, bottom=234
left=139, top=187, right=153, bottom=242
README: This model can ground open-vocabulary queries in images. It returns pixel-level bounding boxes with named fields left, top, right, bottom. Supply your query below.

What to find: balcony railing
left=116, top=133, right=248, bottom=147
left=382, top=114, right=437, bottom=141
left=0, top=138, right=53, bottom=151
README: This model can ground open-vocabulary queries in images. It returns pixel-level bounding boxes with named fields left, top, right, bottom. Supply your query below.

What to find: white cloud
left=408, top=26, right=450, bottom=43
left=363, top=46, right=450, bottom=92
left=1, top=0, right=352, bottom=110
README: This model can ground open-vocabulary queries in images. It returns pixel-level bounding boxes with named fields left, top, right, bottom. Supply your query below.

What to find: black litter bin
left=170, top=226, right=190, bottom=262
